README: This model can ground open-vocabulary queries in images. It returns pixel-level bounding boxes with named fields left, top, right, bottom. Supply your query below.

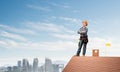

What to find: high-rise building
left=7, top=66, right=12, bottom=72
left=13, top=66, right=19, bottom=72
left=28, top=65, right=32, bottom=72
left=38, top=65, right=45, bottom=72
left=18, top=60, right=21, bottom=67
left=22, top=59, right=29, bottom=72
left=33, top=58, right=39, bottom=72
left=52, top=64, right=59, bottom=72
left=0, top=58, right=64, bottom=72
left=18, top=60, right=22, bottom=72
left=45, top=58, right=53, bottom=72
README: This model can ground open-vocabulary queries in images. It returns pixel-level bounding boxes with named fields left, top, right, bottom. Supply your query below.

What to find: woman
left=76, top=20, right=88, bottom=56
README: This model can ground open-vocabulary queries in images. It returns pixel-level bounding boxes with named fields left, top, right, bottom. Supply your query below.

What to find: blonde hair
left=82, top=20, right=88, bottom=26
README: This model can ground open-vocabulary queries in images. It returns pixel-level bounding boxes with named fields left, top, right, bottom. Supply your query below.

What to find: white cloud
left=51, top=33, right=78, bottom=41
left=60, top=17, right=81, bottom=24
left=0, top=39, right=76, bottom=51
left=61, top=5, right=70, bottom=8
left=25, top=21, right=75, bottom=34
left=0, top=39, right=20, bottom=49
left=88, top=37, right=107, bottom=48
left=26, top=22, right=61, bottom=33
left=38, top=41, right=76, bottom=51
left=38, top=23, right=63, bottom=33
left=0, top=24, right=36, bottom=35
left=87, top=37, right=120, bottom=56
left=27, top=4, right=51, bottom=11
left=0, top=40, right=7, bottom=47
left=0, top=31, right=27, bottom=42
left=50, top=2, right=70, bottom=9
left=0, top=22, right=76, bottom=51
left=73, top=10, right=80, bottom=13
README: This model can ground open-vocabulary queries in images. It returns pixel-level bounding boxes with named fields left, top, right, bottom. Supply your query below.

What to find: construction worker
left=76, top=20, right=88, bottom=56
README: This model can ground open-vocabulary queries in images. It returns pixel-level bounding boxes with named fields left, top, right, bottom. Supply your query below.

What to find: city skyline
left=0, top=0, right=120, bottom=66
left=0, top=57, right=64, bottom=72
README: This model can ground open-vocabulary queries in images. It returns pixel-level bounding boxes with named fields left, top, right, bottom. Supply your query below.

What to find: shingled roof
left=63, top=56, right=120, bottom=72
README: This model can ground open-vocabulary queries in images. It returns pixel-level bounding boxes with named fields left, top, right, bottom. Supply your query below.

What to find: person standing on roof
left=76, top=20, right=88, bottom=56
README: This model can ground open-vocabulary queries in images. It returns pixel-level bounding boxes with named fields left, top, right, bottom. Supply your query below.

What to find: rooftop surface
left=63, top=56, right=120, bottom=72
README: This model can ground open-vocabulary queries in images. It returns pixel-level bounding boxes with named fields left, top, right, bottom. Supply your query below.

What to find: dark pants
left=76, top=40, right=87, bottom=56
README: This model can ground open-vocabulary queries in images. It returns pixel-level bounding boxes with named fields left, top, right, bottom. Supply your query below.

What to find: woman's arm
left=77, top=27, right=88, bottom=35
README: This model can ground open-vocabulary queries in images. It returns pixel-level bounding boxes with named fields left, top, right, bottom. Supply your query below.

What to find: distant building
left=7, top=66, right=12, bottom=72
left=38, top=65, right=45, bottom=72
left=0, top=58, right=64, bottom=72
left=45, top=58, right=53, bottom=72
left=58, top=64, right=64, bottom=72
left=13, top=66, right=18, bottom=72
left=18, top=60, right=22, bottom=72
left=22, top=59, right=29, bottom=72
left=52, top=64, right=59, bottom=72
left=18, top=61, right=22, bottom=67
left=29, top=65, right=33, bottom=72
left=33, top=58, right=39, bottom=72
left=0, top=67, right=7, bottom=72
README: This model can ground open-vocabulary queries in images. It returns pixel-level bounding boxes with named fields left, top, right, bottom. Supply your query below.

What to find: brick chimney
left=92, top=49, right=99, bottom=57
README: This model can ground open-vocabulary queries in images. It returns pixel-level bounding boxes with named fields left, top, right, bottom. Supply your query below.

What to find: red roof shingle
left=63, top=56, right=120, bottom=72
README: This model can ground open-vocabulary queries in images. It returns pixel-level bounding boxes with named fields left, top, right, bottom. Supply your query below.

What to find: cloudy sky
left=0, top=0, right=120, bottom=66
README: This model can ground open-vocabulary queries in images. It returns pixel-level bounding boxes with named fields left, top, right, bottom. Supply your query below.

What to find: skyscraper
left=52, top=64, right=59, bottom=72
left=45, top=58, right=53, bottom=72
left=33, top=58, right=39, bottom=72
left=29, top=65, right=33, bottom=72
left=22, top=59, right=29, bottom=72
left=18, top=60, right=22, bottom=72
left=7, top=66, right=12, bottom=72
left=18, top=61, right=22, bottom=67
left=13, top=66, right=18, bottom=72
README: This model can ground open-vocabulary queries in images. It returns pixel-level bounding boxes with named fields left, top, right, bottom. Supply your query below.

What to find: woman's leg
left=76, top=40, right=83, bottom=56
left=83, top=43, right=87, bottom=56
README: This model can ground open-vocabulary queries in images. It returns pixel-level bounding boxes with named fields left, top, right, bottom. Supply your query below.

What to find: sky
left=0, top=0, right=120, bottom=66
